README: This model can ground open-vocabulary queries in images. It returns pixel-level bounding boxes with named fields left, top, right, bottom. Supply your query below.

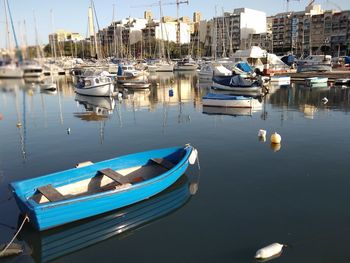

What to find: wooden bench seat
left=151, top=158, right=175, bottom=170
left=98, top=168, right=130, bottom=185
left=37, top=184, right=65, bottom=202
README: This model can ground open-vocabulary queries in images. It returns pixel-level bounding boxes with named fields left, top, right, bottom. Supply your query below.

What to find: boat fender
left=169, top=88, right=174, bottom=97
left=0, top=243, right=23, bottom=258
left=117, top=92, right=123, bottom=101
left=270, top=132, right=281, bottom=144
left=321, top=97, right=328, bottom=104
left=16, top=122, right=22, bottom=128
left=255, top=243, right=285, bottom=260
left=189, top=148, right=198, bottom=165
left=75, top=161, right=94, bottom=168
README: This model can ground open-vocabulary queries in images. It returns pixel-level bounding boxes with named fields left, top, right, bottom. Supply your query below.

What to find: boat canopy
left=236, top=62, right=253, bottom=73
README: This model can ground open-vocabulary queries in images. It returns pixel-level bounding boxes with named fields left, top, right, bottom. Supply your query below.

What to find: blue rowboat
left=19, top=175, right=196, bottom=262
left=10, top=145, right=197, bottom=231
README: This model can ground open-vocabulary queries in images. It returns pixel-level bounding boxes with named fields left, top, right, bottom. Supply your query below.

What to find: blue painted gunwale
left=10, top=146, right=193, bottom=230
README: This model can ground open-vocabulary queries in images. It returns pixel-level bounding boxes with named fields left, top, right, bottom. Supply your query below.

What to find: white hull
left=148, top=63, right=174, bottom=72
left=0, top=65, right=24, bottom=78
left=174, top=64, right=197, bottom=71
left=120, top=82, right=150, bottom=89
left=75, top=82, right=114, bottom=97
left=203, top=98, right=252, bottom=108
left=270, top=76, right=291, bottom=85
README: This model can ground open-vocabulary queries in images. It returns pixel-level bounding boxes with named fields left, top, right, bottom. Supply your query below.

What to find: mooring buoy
left=255, top=243, right=285, bottom=260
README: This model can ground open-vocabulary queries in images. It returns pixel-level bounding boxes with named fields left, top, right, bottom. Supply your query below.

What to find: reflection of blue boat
left=10, top=145, right=197, bottom=231
left=19, top=175, right=196, bottom=263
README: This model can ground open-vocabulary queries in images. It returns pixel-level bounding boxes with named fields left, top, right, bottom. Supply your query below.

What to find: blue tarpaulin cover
left=236, top=62, right=253, bottom=73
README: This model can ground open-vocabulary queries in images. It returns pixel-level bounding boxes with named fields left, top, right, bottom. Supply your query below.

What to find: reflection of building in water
left=123, top=90, right=154, bottom=111
left=300, top=104, right=317, bottom=119
left=122, top=72, right=201, bottom=112
left=58, top=76, right=76, bottom=97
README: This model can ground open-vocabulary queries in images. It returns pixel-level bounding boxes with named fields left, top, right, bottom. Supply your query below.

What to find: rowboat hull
left=19, top=175, right=193, bottom=262
left=11, top=146, right=194, bottom=231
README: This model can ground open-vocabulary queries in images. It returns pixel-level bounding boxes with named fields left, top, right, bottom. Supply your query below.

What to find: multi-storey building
left=213, top=8, right=267, bottom=57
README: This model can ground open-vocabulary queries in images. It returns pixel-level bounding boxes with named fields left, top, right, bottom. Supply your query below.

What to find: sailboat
left=0, top=0, right=24, bottom=78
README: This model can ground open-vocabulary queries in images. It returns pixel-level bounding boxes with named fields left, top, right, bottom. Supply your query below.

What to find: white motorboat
left=270, top=76, right=291, bottom=85
left=0, top=63, right=23, bottom=78
left=147, top=60, right=174, bottom=72
left=297, top=55, right=332, bottom=73
left=21, top=61, right=43, bottom=78
left=75, top=71, right=114, bottom=97
left=174, top=57, right=198, bottom=71
left=202, top=93, right=253, bottom=108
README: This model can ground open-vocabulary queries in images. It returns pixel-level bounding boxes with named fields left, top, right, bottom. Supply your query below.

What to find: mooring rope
left=0, top=215, right=29, bottom=257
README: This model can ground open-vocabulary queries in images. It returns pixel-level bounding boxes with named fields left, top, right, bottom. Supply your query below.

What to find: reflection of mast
left=99, top=121, right=105, bottom=144
left=40, top=93, right=48, bottom=128
left=14, top=86, right=26, bottom=161
left=115, top=101, right=123, bottom=127
left=57, top=81, right=64, bottom=125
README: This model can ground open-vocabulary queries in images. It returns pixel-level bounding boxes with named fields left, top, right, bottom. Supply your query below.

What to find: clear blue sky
left=1, top=0, right=350, bottom=48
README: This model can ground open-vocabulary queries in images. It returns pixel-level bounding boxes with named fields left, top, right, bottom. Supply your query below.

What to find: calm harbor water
left=1, top=73, right=350, bottom=263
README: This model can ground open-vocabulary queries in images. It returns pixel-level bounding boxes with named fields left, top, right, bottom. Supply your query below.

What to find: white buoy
left=66, top=128, right=71, bottom=134
left=270, top=132, right=281, bottom=144
left=255, top=243, right=284, bottom=260
left=258, top=129, right=267, bottom=138
left=321, top=97, right=328, bottom=104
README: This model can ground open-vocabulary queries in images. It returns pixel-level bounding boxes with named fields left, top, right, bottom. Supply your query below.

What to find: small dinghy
left=19, top=175, right=196, bottom=263
left=212, top=75, right=261, bottom=92
left=334, top=78, right=350, bottom=86
left=10, top=145, right=197, bottom=231
left=202, top=93, right=253, bottom=108
left=305, top=77, right=328, bottom=85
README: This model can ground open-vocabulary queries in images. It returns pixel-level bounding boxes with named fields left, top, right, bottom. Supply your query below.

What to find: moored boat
left=270, top=76, right=291, bottom=85
left=334, top=78, right=350, bottom=86
left=174, top=57, right=198, bottom=71
left=75, top=71, right=114, bottom=97
left=212, top=75, right=261, bottom=92
left=119, top=81, right=151, bottom=90
left=305, top=77, right=328, bottom=86
left=10, top=145, right=198, bottom=231
left=202, top=93, right=253, bottom=108
left=0, top=63, right=23, bottom=78
left=18, top=174, right=195, bottom=263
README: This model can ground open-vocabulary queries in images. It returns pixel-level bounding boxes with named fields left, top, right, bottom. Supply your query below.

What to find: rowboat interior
left=31, top=158, right=177, bottom=204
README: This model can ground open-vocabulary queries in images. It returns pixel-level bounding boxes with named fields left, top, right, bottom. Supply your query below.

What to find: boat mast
left=6, top=0, right=22, bottom=61
left=3, top=0, right=12, bottom=53
left=50, top=9, right=57, bottom=60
